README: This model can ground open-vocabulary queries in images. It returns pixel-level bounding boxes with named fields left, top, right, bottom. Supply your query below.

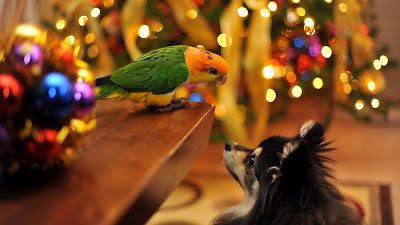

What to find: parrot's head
left=185, top=46, right=228, bottom=86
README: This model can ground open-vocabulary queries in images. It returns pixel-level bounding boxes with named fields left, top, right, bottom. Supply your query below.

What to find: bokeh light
left=321, top=46, right=332, bottom=58
left=268, top=1, right=278, bottom=12
left=355, top=100, right=364, bottom=110
left=56, top=19, right=66, bottom=30
left=217, top=33, right=233, bottom=47
left=187, top=9, right=198, bottom=19
left=371, top=98, right=380, bottom=108
left=138, top=25, right=150, bottom=38
left=263, top=65, right=274, bottom=79
left=91, top=8, right=101, bottom=17
left=296, top=7, right=306, bottom=16
left=291, top=85, right=302, bottom=98
left=313, top=77, right=323, bottom=89
left=368, top=81, right=376, bottom=92
left=78, top=15, right=88, bottom=26
left=64, top=35, right=75, bottom=45
left=380, top=55, right=388, bottom=66
left=237, top=7, right=249, bottom=18
left=373, top=59, right=382, bottom=70
left=266, top=89, right=277, bottom=102
left=261, top=8, right=271, bottom=18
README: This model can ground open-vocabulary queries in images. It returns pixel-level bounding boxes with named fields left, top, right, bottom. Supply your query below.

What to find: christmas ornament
left=73, top=81, right=95, bottom=117
left=0, top=73, right=24, bottom=114
left=0, top=24, right=96, bottom=176
left=35, top=72, right=74, bottom=122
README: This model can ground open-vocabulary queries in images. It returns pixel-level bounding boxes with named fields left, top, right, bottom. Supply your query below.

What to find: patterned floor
left=147, top=172, right=390, bottom=225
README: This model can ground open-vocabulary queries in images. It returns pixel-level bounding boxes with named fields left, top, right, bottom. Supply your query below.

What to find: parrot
left=95, top=45, right=228, bottom=112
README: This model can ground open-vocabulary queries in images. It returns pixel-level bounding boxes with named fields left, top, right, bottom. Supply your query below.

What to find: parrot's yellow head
left=185, top=46, right=228, bottom=86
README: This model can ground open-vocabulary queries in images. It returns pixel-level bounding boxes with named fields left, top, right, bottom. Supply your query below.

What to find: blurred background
left=1, top=0, right=399, bottom=224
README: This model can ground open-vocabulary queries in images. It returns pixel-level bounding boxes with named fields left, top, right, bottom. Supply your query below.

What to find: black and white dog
left=213, top=121, right=362, bottom=225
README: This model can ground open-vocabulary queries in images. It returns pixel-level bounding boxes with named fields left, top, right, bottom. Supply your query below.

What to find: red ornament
left=26, top=129, right=61, bottom=161
left=0, top=73, right=24, bottom=114
left=192, top=0, right=204, bottom=6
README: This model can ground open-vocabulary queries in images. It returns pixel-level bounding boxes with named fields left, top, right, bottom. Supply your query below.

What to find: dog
left=213, top=121, right=362, bottom=225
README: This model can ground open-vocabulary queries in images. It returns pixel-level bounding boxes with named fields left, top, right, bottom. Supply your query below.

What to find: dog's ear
left=296, top=120, right=325, bottom=147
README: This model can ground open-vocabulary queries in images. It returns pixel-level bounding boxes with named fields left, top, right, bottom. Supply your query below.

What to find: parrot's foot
left=150, top=98, right=189, bottom=113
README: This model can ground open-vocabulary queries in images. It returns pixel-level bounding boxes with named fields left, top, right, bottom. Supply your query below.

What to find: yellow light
left=343, top=83, right=352, bottom=94
left=237, top=7, right=249, bottom=18
left=380, top=55, right=388, bottom=66
left=304, top=17, right=315, bottom=27
left=266, top=89, right=277, bottom=102
left=78, top=15, right=88, bottom=26
left=138, top=25, right=150, bottom=38
left=292, top=0, right=300, bottom=3
left=313, top=77, right=323, bottom=89
left=292, top=85, right=302, bottom=98
left=371, top=98, right=380, bottom=108
left=103, top=0, right=114, bottom=8
left=373, top=59, right=382, bottom=70
left=77, top=69, right=94, bottom=84
left=85, top=33, right=96, bottom=44
left=56, top=19, right=66, bottom=30
left=296, top=7, right=306, bottom=16
left=64, top=35, right=75, bottom=45
left=187, top=9, right=198, bottom=19
left=339, top=3, right=348, bottom=13
left=340, top=72, right=349, bottom=83
left=260, top=8, right=271, bottom=18
left=152, top=21, right=164, bottom=32
left=321, top=46, right=332, bottom=58
left=367, top=81, right=376, bottom=92
left=263, top=65, right=274, bottom=79
left=268, top=1, right=278, bottom=12
left=88, top=45, right=99, bottom=58
left=91, top=8, right=101, bottom=17
left=325, top=0, right=333, bottom=3
left=15, top=24, right=41, bottom=37
left=217, top=33, right=233, bottom=47
left=215, top=104, right=227, bottom=117
left=355, top=100, right=364, bottom=110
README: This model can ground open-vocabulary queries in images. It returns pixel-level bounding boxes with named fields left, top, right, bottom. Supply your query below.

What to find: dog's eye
left=245, top=156, right=255, bottom=168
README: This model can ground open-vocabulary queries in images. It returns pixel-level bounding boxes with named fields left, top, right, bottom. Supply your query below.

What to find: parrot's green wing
left=110, top=45, right=190, bottom=95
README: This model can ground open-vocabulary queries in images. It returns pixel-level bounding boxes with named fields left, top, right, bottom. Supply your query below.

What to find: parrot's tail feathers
left=96, top=84, right=130, bottom=100
left=95, top=75, right=113, bottom=86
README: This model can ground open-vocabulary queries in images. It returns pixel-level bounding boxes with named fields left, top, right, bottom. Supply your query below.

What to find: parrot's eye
left=209, top=68, right=219, bottom=75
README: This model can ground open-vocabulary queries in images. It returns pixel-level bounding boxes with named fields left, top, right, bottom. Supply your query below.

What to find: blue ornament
left=73, top=82, right=95, bottom=117
left=35, top=72, right=74, bottom=121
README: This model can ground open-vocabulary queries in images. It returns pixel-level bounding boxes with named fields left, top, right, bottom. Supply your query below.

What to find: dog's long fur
left=213, top=121, right=362, bottom=225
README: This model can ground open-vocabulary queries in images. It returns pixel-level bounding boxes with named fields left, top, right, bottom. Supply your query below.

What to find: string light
left=373, top=59, right=382, bottom=70
left=339, top=3, right=348, bottom=13
left=343, top=83, right=352, bottom=94
left=292, top=0, right=300, bottom=3
left=103, top=0, right=114, bottom=8
left=286, top=72, right=297, bottom=83
left=304, top=18, right=315, bottom=27
left=261, top=8, right=271, bottom=18
left=321, top=46, right=332, bottom=58
left=217, top=33, right=233, bottom=47
left=313, top=77, right=323, bottom=89
left=15, top=24, right=40, bottom=37
left=237, top=7, right=248, bottom=18
left=263, top=65, right=274, bottom=79
left=296, top=7, right=306, bottom=16
left=380, top=55, right=389, bottom=66
left=56, top=19, right=66, bottom=30
left=355, top=100, right=364, bottom=110
left=187, top=9, right=198, bottom=19
left=291, top=85, right=302, bottom=98
left=371, top=98, right=380, bottom=108
left=64, top=35, right=75, bottom=45
left=368, top=81, right=376, bottom=92
left=138, top=25, right=150, bottom=38
left=325, top=0, right=333, bottom=3
left=266, top=89, right=277, bottom=102
left=340, top=72, right=349, bottom=83
left=268, top=1, right=278, bottom=12
left=78, top=16, right=88, bottom=26
left=85, top=33, right=96, bottom=44
left=91, top=8, right=101, bottom=17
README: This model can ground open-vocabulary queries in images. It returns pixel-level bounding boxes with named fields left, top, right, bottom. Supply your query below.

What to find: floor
left=147, top=102, right=400, bottom=225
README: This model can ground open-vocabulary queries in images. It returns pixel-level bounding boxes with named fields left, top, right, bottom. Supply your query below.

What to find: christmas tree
left=39, top=0, right=395, bottom=146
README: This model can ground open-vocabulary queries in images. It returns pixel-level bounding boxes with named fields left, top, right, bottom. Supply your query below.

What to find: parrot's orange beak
left=216, top=74, right=228, bottom=86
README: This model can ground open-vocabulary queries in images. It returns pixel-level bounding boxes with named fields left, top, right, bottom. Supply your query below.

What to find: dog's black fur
left=213, top=121, right=362, bottom=225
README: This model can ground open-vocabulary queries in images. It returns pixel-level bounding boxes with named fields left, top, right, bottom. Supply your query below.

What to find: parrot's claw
left=152, top=98, right=189, bottom=113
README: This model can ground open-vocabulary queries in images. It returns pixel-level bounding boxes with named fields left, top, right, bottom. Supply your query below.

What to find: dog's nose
left=225, top=142, right=235, bottom=151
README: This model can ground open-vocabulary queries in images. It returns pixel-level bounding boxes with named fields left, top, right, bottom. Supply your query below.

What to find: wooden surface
left=0, top=101, right=215, bottom=225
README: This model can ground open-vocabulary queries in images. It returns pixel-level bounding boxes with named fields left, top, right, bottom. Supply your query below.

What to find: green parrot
left=95, top=45, right=228, bottom=112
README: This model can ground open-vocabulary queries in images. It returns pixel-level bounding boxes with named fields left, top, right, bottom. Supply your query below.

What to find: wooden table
left=0, top=101, right=215, bottom=225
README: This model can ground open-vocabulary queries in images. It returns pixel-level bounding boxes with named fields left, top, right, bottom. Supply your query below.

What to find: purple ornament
left=73, top=82, right=95, bottom=117
left=0, top=125, right=11, bottom=155
left=11, top=42, right=44, bottom=76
